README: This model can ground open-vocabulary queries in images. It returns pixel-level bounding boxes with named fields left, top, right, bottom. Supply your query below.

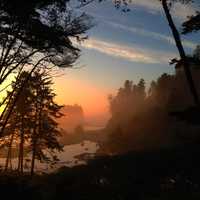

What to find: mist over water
left=0, top=141, right=99, bottom=173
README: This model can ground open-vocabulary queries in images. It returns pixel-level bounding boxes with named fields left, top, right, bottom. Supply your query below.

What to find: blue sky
left=54, top=0, right=200, bottom=125
left=77, top=0, right=199, bottom=85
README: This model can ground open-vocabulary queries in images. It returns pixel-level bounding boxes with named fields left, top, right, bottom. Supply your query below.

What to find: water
left=0, top=140, right=99, bottom=173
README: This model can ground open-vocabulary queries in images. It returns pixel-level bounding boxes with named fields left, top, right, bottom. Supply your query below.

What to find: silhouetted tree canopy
left=0, top=0, right=92, bottom=56
left=1, top=70, right=64, bottom=174
left=0, top=0, right=93, bottom=136
left=182, top=12, right=200, bottom=34
left=0, top=0, right=93, bottom=85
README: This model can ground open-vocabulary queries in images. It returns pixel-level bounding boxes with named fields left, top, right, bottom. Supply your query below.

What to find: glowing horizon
left=0, top=0, right=199, bottom=126
left=53, top=75, right=111, bottom=123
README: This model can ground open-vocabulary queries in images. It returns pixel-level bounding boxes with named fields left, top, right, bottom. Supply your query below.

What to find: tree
left=2, top=70, right=64, bottom=174
left=149, top=73, right=175, bottom=108
left=107, top=79, right=147, bottom=135
left=103, top=72, right=186, bottom=154
left=1, top=71, right=34, bottom=172
left=144, top=0, right=198, bottom=106
left=0, top=0, right=93, bottom=65
left=136, top=79, right=146, bottom=100
left=0, top=0, right=93, bottom=137
left=0, top=0, right=93, bottom=84
left=79, top=0, right=199, bottom=107
left=29, top=70, right=64, bottom=175
left=182, top=11, right=200, bottom=34
left=160, top=0, right=200, bottom=107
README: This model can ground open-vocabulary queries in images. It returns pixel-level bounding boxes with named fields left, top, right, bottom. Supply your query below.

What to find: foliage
left=182, top=12, right=200, bottom=34
left=103, top=76, right=173, bottom=154
left=102, top=57, right=200, bottom=154
left=30, top=71, right=64, bottom=165
left=1, top=70, right=64, bottom=173
left=0, top=0, right=93, bottom=88
left=0, top=0, right=93, bottom=144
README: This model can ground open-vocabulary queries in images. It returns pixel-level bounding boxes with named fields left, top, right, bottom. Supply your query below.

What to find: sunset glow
left=54, top=75, right=111, bottom=123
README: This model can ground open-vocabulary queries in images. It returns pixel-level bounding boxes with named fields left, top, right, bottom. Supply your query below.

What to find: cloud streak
left=87, top=12, right=196, bottom=50
left=74, top=37, right=177, bottom=64
left=105, top=20, right=196, bottom=50
left=129, top=0, right=196, bottom=21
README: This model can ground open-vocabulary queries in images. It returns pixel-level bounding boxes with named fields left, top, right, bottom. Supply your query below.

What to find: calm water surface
left=0, top=140, right=99, bottom=173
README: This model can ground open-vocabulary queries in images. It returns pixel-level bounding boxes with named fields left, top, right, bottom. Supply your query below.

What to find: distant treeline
left=58, top=104, right=84, bottom=133
left=100, top=58, right=200, bottom=154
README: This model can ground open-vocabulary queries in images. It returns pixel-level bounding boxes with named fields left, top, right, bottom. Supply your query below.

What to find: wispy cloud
left=105, top=20, right=196, bottom=50
left=129, top=0, right=196, bottom=21
left=87, top=11, right=196, bottom=50
left=129, top=0, right=161, bottom=13
left=74, top=37, right=177, bottom=64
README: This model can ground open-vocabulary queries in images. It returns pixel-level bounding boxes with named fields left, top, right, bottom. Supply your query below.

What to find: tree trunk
left=31, top=101, right=39, bottom=176
left=30, top=138, right=37, bottom=176
left=18, top=116, right=24, bottom=173
left=17, top=143, right=21, bottom=171
left=20, top=117, right=24, bottom=173
left=161, top=0, right=200, bottom=107
left=5, top=133, right=14, bottom=171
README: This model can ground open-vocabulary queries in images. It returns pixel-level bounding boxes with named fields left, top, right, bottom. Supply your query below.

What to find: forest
left=0, top=0, right=200, bottom=199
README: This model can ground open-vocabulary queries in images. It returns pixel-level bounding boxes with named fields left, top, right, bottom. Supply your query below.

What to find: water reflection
left=0, top=141, right=99, bottom=173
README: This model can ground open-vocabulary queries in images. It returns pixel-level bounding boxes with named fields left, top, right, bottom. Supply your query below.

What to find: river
left=0, top=140, right=99, bottom=173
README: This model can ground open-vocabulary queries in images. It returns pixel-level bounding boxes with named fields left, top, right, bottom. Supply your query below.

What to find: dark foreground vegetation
left=1, top=142, right=200, bottom=200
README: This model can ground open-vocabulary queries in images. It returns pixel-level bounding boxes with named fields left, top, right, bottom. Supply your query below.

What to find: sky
left=53, top=0, right=200, bottom=126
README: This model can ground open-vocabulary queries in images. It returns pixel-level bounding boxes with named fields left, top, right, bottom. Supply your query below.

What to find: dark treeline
left=100, top=47, right=200, bottom=154
left=58, top=104, right=86, bottom=145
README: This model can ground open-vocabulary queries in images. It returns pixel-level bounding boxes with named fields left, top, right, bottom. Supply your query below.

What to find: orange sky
left=0, top=72, right=111, bottom=126
left=53, top=75, right=111, bottom=125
